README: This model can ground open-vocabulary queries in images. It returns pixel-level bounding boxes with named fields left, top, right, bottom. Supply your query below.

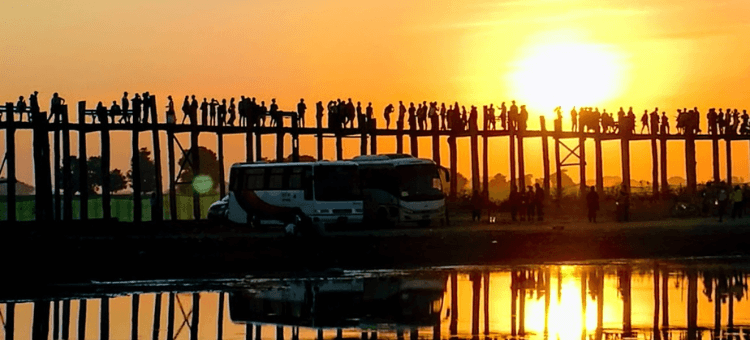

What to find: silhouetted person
left=209, top=98, right=218, bottom=126
left=269, top=98, right=279, bottom=127
left=316, top=101, right=324, bottom=128
left=356, top=101, right=365, bottom=130
left=95, top=101, right=107, bottom=124
left=534, top=183, right=544, bottom=221
left=408, top=102, right=417, bottom=131
left=397, top=101, right=406, bottom=131
left=731, top=185, right=744, bottom=219
left=15, top=96, right=27, bottom=122
left=28, top=91, right=39, bottom=122
left=509, top=185, right=519, bottom=221
left=181, top=96, right=191, bottom=124
left=190, top=95, right=199, bottom=125
left=121, top=92, right=130, bottom=123
left=440, top=103, right=447, bottom=130
left=297, top=98, right=307, bottom=128
left=131, top=93, right=142, bottom=124
left=142, top=92, right=151, bottom=124
left=617, top=184, right=630, bottom=222
left=345, top=98, right=355, bottom=128
left=487, top=104, right=496, bottom=130
left=50, top=92, right=65, bottom=122
left=384, top=103, right=394, bottom=129
left=471, top=190, right=481, bottom=222
left=227, top=98, right=236, bottom=126
left=200, top=98, right=208, bottom=126
left=586, top=186, right=599, bottom=222
left=499, top=102, right=507, bottom=130
left=110, top=101, right=121, bottom=123
left=661, top=112, right=670, bottom=134
left=570, top=107, right=577, bottom=132
left=166, top=95, right=176, bottom=124
left=366, top=102, right=373, bottom=127
left=218, top=99, right=227, bottom=126
left=509, top=101, right=518, bottom=130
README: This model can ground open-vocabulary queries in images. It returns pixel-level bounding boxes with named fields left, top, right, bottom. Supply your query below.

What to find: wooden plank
left=517, top=130, right=526, bottom=193
left=554, top=136, right=562, bottom=204
left=33, top=100, right=53, bottom=221
left=579, top=134, right=586, bottom=196
left=54, top=104, right=61, bottom=221
left=449, top=135, right=457, bottom=200
left=5, top=103, right=16, bottom=222
left=470, top=123, right=480, bottom=194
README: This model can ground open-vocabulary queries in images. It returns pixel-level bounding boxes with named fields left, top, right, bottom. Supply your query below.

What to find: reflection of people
left=586, top=186, right=599, bottom=222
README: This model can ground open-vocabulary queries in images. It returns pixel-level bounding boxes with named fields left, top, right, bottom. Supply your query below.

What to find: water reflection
left=2, top=261, right=750, bottom=340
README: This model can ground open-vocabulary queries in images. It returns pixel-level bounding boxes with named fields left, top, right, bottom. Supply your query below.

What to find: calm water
left=2, top=259, right=749, bottom=340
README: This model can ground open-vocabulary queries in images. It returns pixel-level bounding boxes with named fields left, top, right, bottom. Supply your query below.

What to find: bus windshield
left=395, top=164, right=443, bottom=202
left=314, top=165, right=362, bottom=201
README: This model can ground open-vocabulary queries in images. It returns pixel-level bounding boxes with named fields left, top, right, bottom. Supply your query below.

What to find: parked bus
left=209, top=160, right=363, bottom=234
left=350, top=154, right=449, bottom=227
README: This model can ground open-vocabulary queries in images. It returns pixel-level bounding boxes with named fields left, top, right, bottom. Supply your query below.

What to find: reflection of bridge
left=0, top=264, right=748, bottom=340
left=1, top=98, right=749, bottom=223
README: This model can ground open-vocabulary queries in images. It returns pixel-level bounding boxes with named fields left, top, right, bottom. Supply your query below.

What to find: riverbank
left=2, top=215, right=749, bottom=285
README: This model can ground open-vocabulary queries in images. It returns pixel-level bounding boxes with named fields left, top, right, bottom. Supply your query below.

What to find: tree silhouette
left=58, top=156, right=127, bottom=194
left=177, top=146, right=220, bottom=195
left=127, top=148, right=157, bottom=194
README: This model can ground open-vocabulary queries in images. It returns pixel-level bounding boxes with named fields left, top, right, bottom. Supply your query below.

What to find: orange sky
left=2, top=0, right=750, bottom=189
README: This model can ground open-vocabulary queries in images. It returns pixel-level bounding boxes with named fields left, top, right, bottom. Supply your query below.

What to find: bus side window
left=303, top=168, right=313, bottom=200
left=289, top=167, right=304, bottom=190
left=245, top=168, right=266, bottom=190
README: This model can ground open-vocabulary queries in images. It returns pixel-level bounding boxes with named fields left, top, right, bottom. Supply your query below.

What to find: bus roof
left=350, top=154, right=437, bottom=166
left=230, top=160, right=358, bottom=168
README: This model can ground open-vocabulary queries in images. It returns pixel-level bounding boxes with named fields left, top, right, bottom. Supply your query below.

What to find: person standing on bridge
left=28, top=91, right=39, bottom=122
left=15, top=96, right=27, bottom=122
left=297, top=98, right=307, bottom=128
left=397, top=101, right=406, bottom=131
left=570, top=106, right=578, bottom=132
left=181, top=96, right=190, bottom=124
left=190, top=95, right=199, bottom=125
left=383, top=103, right=393, bottom=129
left=586, top=186, right=599, bottom=222
left=131, top=93, right=142, bottom=124
left=227, top=98, right=237, bottom=126
left=166, top=95, right=176, bottom=124
left=200, top=98, right=208, bottom=126
left=408, top=102, right=417, bottom=131
left=50, top=92, right=66, bottom=123
left=316, top=101, right=324, bottom=128
left=121, top=92, right=130, bottom=124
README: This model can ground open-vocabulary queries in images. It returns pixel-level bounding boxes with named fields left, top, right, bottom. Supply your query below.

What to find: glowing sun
left=507, top=34, right=629, bottom=114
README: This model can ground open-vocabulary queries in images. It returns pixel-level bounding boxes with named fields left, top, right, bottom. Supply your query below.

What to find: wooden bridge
left=1, top=97, right=748, bottom=223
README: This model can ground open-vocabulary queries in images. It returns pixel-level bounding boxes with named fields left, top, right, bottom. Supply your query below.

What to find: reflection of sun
left=507, top=31, right=629, bottom=115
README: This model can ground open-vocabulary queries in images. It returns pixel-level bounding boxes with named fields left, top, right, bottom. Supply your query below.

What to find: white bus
left=209, top=160, right=363, bottom=234
left=351, top=154, right=449, bottom=228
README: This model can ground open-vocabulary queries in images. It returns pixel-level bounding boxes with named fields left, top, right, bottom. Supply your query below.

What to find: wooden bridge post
left=101, top=297, right=110, bottom=340
left=432, top=125, right=441, bottom=166
left=579, top=131, right=587, bottom=196
left=246, top=121, right=254, bottom=163
left=651, top=132, right=659, bottom=198
left=62, top=105, right=72, bottom=221
left=726, top=137, right=732, bottom=185
left=218, top=293, right=225, bottom=340
left=449, top=134, right=457, bottom=200
left=62, top=300, right=71, bottom=340
left=167, top=126, right=178, bottom=221
left=152, top=293, right=162, bottom=340
left=336, top=132, right=343, bottom=161
left=540, top=117, right=550, bottom=199
left=5, top=302, right=15, bottom=340
left=517, top=128, right=526, bottom=193
left=218, top=120, right=226, bottom=198
left=78, top=101, right=88, bottom=220
left=291, top=115, right=300, bottom=162
left=33, top=102, right=53, bottom=221
left=276, top=118, right=284, bottom=162
left=101, top=108, right=112, bottom=220
left=396, top=130, right=404, bottom=154
left=5, top=103, right=16, bottom=222
left=594, top=121, right=603, bottom=194
left=471, top=121, right=480, bottom=194
left=685, top=132, right=697, bottom=194
left=54, top=104, right=61, bottom=221
left=370, top=119, right=378, bottom=155
left=509, top=123, right=517, bottom=190
left=78, top=299, right=87, bottom=340
left=150, top=97, right=164, bottom=221
left=255, top=130, right=263, bottom=161
left=190, top=293, right=200, bottom=340
left=482, top=119, right=488, bottom=199
left=410, top=133, right=419, bottom=157
left=32, top=301, right=50, bottom=340
left=554, top=134, right=561, bottom=204
left=131, top=294, right=139, bottom=340
left=360, top=124, right=368, bottom=156
left=620, top=129, right=630, bottom=195
left=712, top=135, right=720, bottom=182
left=316, top=125, right=323, bottom=161
left=660, top=136, right=668, bottom=197
left=132, top=108, right=142, bottom=223
left=166, top=293, right=175, bottom=340
left=191, top=118, right=201, bottom=220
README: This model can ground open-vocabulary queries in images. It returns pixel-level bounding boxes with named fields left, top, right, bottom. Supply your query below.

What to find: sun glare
left=508, top=34, right=629, bottom=115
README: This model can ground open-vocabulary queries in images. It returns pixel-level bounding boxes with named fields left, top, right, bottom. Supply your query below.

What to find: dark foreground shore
left=2, top=216, right=749, bottom=285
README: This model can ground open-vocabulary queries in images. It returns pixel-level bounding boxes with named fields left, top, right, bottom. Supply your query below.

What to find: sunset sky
left=2, top=0, right=750, bottom=190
